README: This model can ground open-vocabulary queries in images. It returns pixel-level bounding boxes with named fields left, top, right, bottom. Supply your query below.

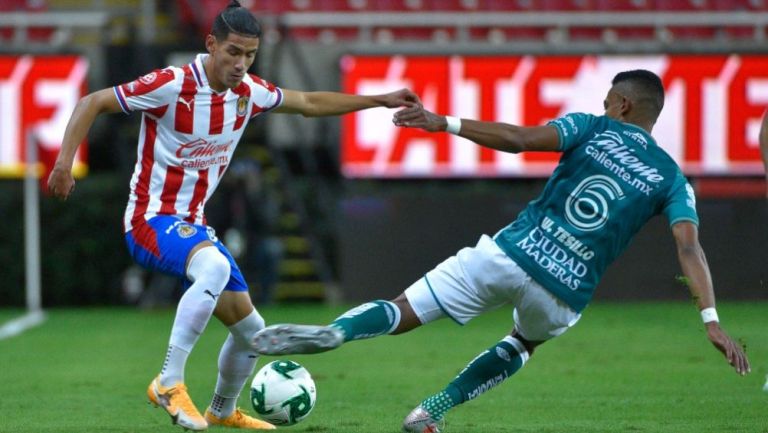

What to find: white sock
left=209, top=310, right=265, bottom=418
left=160, top=344, right=190, bottom=385
left=159, top=246, right=230, bottom=387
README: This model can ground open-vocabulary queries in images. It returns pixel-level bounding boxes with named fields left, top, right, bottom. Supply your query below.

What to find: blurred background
left=1, top=0, right=766, bottom=313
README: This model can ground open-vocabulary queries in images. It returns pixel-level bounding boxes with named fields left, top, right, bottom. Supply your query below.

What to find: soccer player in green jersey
left=252, top=70, right=750, bottom=432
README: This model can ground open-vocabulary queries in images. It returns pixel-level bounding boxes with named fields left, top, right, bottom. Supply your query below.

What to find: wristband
left=445, top=116, right=462, bottom=135
left=700, top=307, right=719, bottom=323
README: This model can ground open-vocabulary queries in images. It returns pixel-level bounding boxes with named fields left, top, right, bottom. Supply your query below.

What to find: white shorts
left=404, top=235, right=581, bottom=342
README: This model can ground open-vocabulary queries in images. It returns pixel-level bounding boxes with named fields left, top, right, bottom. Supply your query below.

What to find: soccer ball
left=250, top=360, right=317, bottom=426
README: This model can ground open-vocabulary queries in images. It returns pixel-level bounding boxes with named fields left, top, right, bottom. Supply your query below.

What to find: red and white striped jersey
left=114, top=53, right=283, bottom=232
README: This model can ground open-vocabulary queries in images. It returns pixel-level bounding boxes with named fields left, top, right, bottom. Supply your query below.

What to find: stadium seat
left=479, top=0, right=536, bottom=10
left=0, top=0, right=43, bottom=11
left=178, top=0, right=227, bottom=34
left=590, top=0, right=655, bottom=40
left=175, top=0, right=765, bottom=45
left=709, top=0, right=767, bottom=10
left=287, top=26, right=361, bottom=41
left=538, top=0, right=594, bottom=10
left=310, top=0, right=369, bottom=11
left=653, top=0, right=709, bottom=10
left=719, top=25, right=757, bottom=39
left=665, top=26, right=717, bottom=39
left=0, top=0, right=52, bottom=43
left=375, top=27, right=444, bottom=40
left=648, top=0, right=715, bottom=39
left=248, top=0, right=307, bottom=13
left=471, top=26, right=548, bottom=41
left=569, top=27, right=604, bottom=41
left=612, top=27, right=657, bottom=41
left=597, top=0, right=652, bottom=10
left=422, top=0, right=480, bottom=10
left=369, top=0, right=425, bottom=10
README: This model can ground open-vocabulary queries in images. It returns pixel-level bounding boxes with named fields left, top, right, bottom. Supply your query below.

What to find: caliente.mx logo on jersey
left=565, top=175, right=625, bottom=232
left=584, top=130, right=664, bottom=196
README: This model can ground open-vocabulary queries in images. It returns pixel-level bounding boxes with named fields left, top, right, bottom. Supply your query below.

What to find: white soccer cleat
left=402, top=406, right=445, bottom=433
left=251, top=324, right=344, bottom=355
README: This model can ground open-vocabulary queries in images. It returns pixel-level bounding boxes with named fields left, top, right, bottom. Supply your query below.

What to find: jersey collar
left=619, top=120, right=658, bottom=148
left=191, top=54, right=209, bottom=89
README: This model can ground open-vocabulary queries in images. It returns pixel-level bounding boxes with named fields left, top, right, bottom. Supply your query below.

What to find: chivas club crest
left=139, top=71, right=157, bottom=85
left=237, top=96, right=248, bottom=117
left=177, top=224, right=198, bottom=238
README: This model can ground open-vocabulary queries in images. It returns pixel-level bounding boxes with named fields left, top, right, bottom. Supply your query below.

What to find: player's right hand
left=47, top=165, right=75, bottom=200
left=380, top=88, right=421, bottom=108
left=392, top=104, right=446, bottom=132
left=705, top=321, right=750, bottom=375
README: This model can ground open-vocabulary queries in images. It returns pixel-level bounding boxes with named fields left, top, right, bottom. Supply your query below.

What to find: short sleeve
left=248, top=74, right=283, bottom=118
left=663, top=173, right=699, bottom=227
left=113, top=68, right=179, bottom=114
left=546, top=112, right=597, bottom=152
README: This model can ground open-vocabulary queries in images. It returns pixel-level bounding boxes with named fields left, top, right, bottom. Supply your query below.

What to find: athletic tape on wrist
left=445, top=116, right=461, bottom=135
left=700, top=307, right=719, bottom=323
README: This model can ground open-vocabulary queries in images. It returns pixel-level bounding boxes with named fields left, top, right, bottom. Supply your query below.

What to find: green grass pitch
left=0, top=302, right=766, bottom=433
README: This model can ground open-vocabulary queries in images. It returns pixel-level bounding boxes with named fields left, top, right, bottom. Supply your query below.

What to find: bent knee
left=390, top=295, right=421, bottom=334
left=187, top=246, right=232, bottom=285
left=510, top=329, right=542, bottom=355
left=207, top=251, right=232, bottom=281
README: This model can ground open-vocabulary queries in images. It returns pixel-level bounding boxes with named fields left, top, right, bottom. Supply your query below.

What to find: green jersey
left=495, top=113, right=698, bottom=313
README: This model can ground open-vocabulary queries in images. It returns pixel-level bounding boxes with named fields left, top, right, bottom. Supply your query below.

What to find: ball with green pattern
left=250, top=360, right=317, bottom=426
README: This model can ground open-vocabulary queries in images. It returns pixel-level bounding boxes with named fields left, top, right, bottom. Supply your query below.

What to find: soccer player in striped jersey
left=252, top=70, right=750, bottom=433
left=760, top=111, right=768, bottom=393
left=760, top=109, right=768, bottom=198
left=47, top=1, right=418, bottom=430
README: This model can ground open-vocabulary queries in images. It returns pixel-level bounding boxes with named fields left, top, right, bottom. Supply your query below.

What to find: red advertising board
left=0, top=56, right=88, bottom=178
left=341, top=55, right=768, bottom=178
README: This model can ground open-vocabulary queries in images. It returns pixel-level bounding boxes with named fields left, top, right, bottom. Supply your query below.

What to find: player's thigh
left=126, top=217, right=248, bottom=293
left=125, top=216, right=214, bottom=278
left=405, top=235, right=529, bottom=326
left=513, top=279, right=581, bottom=342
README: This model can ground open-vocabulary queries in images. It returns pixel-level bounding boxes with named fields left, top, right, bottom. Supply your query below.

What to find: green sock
left=420, top=389, right=461, bottom=421
left=330, top=301, right=401, bottom=342
left=421, top=336, right=529, bottom=420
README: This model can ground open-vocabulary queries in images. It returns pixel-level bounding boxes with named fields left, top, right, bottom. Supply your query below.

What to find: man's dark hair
left=612, top=69, right=665, bottom=120
left=211, top=0, right=261, bottom=40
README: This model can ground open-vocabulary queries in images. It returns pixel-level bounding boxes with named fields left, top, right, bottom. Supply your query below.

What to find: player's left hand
left=705, top=321, right=750, bottom=375
left=380, top=88, right=421, bottom=108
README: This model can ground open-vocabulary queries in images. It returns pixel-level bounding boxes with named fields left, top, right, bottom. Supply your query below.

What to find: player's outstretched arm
left=392, top=104, right=560, bottom=153
left=759, top=109, right=768, bottom=198
left=672, top=222, right=750, bottom=375
left=274, top=88, right=419, bottom=117
left=48, top=88, right=123, bottom=200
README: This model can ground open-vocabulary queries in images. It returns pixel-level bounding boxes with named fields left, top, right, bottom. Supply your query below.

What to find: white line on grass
left=0, top=310, right=46, bottom=340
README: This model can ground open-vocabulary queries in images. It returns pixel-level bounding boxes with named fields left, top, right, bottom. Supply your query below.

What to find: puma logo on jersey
left=178, top=96, right=193, bottom=111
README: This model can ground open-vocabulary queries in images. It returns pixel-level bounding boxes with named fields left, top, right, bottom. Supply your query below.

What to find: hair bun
left=227, top=0, right=242, bottom=8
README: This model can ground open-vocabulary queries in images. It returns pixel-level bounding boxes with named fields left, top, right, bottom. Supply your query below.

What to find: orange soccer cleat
left=147, top=375, right=208, bottom=431
left=204, top=407, right=276, bottom=430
